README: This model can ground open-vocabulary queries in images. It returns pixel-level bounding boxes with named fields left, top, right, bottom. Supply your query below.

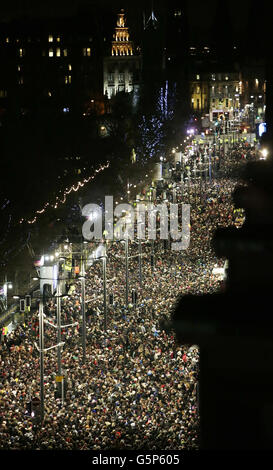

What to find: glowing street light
left=2, top=280, right=13, bottom=309
left=260, top=148, right=268, bottom=160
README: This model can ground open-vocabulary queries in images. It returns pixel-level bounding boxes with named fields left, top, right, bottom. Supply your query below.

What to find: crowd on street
left=0, top=140, right=255, bottom=450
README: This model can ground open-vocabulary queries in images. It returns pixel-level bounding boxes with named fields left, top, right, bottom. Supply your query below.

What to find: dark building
left=0, top=14, right=106, bottom=119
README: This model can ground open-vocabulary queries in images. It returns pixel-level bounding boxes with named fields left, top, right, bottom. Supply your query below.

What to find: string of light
left=19, top=162, right=110, bottom=225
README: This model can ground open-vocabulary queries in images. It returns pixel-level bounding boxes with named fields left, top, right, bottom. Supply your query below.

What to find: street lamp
left=3, top=280, right=13, bottom=309
left=260, top=148, right=268, bottom=160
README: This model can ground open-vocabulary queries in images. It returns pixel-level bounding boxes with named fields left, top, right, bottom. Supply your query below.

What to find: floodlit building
left=189, top=70, right=241, bottom=122
left=103, top=10, right=141, bottom=99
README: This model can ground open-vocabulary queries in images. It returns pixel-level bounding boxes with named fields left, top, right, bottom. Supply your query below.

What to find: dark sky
left=0, top=0, right=269, bottom=51
left=0, top=0, right=252, bottom=33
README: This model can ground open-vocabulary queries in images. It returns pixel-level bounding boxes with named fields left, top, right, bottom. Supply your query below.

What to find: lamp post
left=56, top=262, right=62, bottom=394
left=3, top=277, right=13, bottom=310
left=125, top=237, right=129, bottom=307
left=80, top=250, right=86, bottom=363
left=91, top=247, right=108, bottom=332
left=102, top=249, right=107, bottom=332
left=209, top=150, right=212, bottom=183
left=187, top=167, right=190, bottom=198
left=151, top=239, right=155, bottom=273
left=138, top=239, right=142, bottom=288
left=199, top=157, right=203, bottom=203
left=193, top=160, right=197, bottom=202
left=39, top=297, right=45, bottom=422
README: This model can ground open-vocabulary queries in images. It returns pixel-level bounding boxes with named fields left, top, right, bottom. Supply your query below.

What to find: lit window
left=48, top=35, right=53, bottom=42
left=83, top=48, right=91, bottom=56
left=68, top=64, right=72, bottom=71
left=56, top=36, right=61, bottom=42
left=49, top=48, right=54, bottom=57
left=56, top=48, right=61, bottom=57
left=63, top=49, right=68, bottom=57
left=255, top=78, right=259, bottom=87
left=65, top=76, right=72, bottom=84
left=118, top=73, right=124, bottom=83
left=196, top=74, right=200, bottom=80
left=19, top=48, right=25, bottom=57
left=19, top=77, right=24, bottom=85
left=225, top=76, right=229, bottom=80
left=17, top=65, right=21, bottom=71
left=211, top=74, right=215, bottom=81
left=6, top=37, right=9, bottom=43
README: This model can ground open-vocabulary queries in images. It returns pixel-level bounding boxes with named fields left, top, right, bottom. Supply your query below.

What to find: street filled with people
left=0, top=139, right=257, bottom=450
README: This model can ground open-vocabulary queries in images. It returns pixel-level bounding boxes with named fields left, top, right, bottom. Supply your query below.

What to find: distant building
left=0, top=15, right=105, bottom=117
left=189, top=70, right=241, bottom=122
left=103, top=10, right=141, bottom=100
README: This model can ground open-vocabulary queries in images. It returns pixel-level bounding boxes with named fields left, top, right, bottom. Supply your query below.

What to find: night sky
left=0, top=0, right=259, bottom=43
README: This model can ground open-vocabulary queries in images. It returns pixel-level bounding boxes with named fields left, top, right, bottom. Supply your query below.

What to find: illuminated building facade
left=190, top=75, right=209, bottom=114
left=103, top=10, right=141, bottom=99
left=190, top=70, right=241, bottom=121
left=208, top=72, right=241, bottom=122
left=111, top=11, right=133, bottom=57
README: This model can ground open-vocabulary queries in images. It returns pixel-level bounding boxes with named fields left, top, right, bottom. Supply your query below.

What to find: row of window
left=15, top=48, right=91, bottom=57
left=106, top=84, right=134, bottom=97
left=194, top=85, right=238, bottom=94
left=16, top=64, right=73, bottom=74
left=196, top=74, right=264, bottom=86
left=191, top=98, right=234, bottom=109
left=2, top=36, right=93, bottom=44
left=108, top=72, right=134, bottom=82
left=114, top=34, right=129, bottom=42
left=196, top=74, right=231, bottom=81
left=15, top=75, right=72, bottom=85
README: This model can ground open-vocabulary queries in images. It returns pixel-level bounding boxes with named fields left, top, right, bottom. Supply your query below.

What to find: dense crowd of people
left=0, top=140, right=255, bottom=450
